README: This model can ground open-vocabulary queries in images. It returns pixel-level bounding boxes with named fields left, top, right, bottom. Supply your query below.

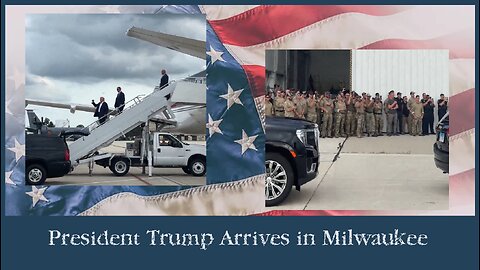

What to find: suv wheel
left=26, top=164, right=47, bottom=185
left=265, top=153, right=293, bottom=206
left=109, top=158, right=130, bottom=176
left=188, top=157, right=206, bottom=177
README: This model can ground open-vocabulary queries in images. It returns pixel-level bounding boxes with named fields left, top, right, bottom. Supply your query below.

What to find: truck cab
left=97, top=131, right=206, bottom=177
left=152, top=132, right=206, bottom=176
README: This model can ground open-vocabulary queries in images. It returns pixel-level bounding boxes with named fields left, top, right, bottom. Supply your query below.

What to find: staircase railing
left=67, top=75, right=199, bottom=141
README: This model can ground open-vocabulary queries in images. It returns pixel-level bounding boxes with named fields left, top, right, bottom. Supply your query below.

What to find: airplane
left=25, top=26, right=207, bottom=136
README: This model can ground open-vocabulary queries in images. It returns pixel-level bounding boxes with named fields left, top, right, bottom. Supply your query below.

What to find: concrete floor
left=47, top=141, right=206, bottom=186
left=271, top=134, right=449, bottom=211
left=47, top=165, right=206, bottom=186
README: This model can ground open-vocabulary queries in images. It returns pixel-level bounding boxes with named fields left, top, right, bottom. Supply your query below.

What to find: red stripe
left=210, top=5, right=409, bottom=47
left=449, top=168, right=475, bottom=211
left=243, top=65, right=265, bottom=98
left=449, top=88, right=475, bottom=136
left=360, top=29, right=475, bottom=59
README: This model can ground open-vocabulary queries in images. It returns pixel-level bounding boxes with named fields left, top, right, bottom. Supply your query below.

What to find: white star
left=234, top=130, right=258, bottom=155
left=206, top=46, right=226, bottom=65
left=5, top=171, right=16, bottom=185
left=26, top=186, right=49, bottom=207
left=7, top=138, right=25, bottom=162
left=220, top=84, right=244, bottom=109
left=206, top=114, right=223, bottom=136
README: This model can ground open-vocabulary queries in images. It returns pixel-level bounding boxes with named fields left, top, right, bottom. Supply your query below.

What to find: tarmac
left=48, top=136, right=448, bottom=211
left=271, top=134, right=449, bottom=211
left=47, top=141, right=206, bottom=186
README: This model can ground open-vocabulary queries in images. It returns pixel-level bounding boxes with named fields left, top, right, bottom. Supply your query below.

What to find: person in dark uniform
left=402, top=96, right=410, bottom=134
left=92, top=97, right=109, bottom=124
left=422, top=94, right=435, bottom=135
left=437, top=94, right=448, bottom=120
left=114, top=86, right=125, bottom=113
left=160, top=69, right=169, bottom=89
left=425, top=95, right=435, bottom=134
left=395, top=92, right=404, bottom=134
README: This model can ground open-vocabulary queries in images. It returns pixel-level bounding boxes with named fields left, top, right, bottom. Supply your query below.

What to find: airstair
left=68, top=82, right=177, bottom=165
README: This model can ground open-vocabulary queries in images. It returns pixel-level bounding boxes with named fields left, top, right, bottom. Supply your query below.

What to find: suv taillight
left=65, top=149, right=70, bottom=161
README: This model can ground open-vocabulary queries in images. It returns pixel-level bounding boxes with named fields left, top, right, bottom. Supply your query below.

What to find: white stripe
left=79, top=175, right=265, bottom=216
left=449, top=129, right=475, bottom=176
left=201, top=5, right=259, bottom=21
left=224, top=6, right=474, bottom=66
left=450, top=59, right=476, bottom=96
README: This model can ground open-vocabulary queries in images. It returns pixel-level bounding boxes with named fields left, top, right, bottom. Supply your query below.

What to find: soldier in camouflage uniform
left=345, top=92, right=355, bottom=136
left=355, top=96, right=365, bottom=138
left=274, top=90, right=286, bottom=117
left=306, top=92, right=317, bottom=123
left=384, top=90, right=399, bottom=136
left=410, top=95, right=424, bottom=136
left=284, top=92, right=296, bottom=118
left=373, top=97, right=383, bottom=136
left=320, top=92, right=334, bottom=138
left=294, top=91, right=307, bottom=119
left=364, top=94, right=375, bottom=137
left=316, top=94, right=324, bottom=127
left=334, top=94, right=347, bottom=137
left=265, top=93, right=274, bottom=116
left=407, top=91, right=416, bottom=135
left=351, top=92, right=359, bottom=134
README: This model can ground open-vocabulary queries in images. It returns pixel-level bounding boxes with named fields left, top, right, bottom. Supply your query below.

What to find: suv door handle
left=157, top=149, right=161, bottom=153
left=185, top=149, right=190, bottom=152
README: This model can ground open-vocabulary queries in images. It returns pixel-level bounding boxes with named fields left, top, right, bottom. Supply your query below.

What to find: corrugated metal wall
left=352, top=50, right=449, bottom=99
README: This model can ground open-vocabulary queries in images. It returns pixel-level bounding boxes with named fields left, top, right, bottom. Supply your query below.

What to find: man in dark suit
left=92, top=97, right=109, bottom=124
left=160, top=69, right=169, bottom=89
left=114, top=86, right=125, bottom=113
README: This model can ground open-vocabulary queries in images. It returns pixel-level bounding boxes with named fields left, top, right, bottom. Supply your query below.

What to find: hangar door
left=351, top=50, right=449, bottom=99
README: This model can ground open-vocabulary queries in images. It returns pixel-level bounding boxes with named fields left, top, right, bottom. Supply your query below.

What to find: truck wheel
left=109, top=158, right=130, bottom=176
left=265, top=153, right=294, bottom=207
left=26, top=164, right=47, bottom=185
left=182, top=166, right=192, bottom=175
left=188, top=157, right=206, bottom=177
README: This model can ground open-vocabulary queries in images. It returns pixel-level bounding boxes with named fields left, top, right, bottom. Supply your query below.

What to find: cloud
left=25, top=75, right=72, bottom=103
left=26, top=14, right=205, bottom=83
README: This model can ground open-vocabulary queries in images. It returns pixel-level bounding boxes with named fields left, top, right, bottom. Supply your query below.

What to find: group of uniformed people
left=265, top=87, right=448, bottom=138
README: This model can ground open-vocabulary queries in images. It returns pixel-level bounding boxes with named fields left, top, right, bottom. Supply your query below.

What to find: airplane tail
left=25, top=109, right=43, bottom=132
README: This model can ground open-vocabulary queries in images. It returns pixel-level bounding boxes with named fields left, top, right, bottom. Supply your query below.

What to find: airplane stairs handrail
left=67, top=94, right=146, bottom=141
left=67, top=81, right=178, bottom=164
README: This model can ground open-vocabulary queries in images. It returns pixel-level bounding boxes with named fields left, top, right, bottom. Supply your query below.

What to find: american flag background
left=4, top=5, right=475, bottom=216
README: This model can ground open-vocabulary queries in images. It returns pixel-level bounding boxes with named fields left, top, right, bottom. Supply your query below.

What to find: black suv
left=25, top=134, right=71, bottom=185
left=434, top=112, right=449, bottom=173
left=265, top=116, right=320, bottom=206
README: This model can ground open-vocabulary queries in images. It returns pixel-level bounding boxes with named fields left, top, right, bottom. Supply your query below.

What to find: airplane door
left=154, top=134, right=185, bottom=166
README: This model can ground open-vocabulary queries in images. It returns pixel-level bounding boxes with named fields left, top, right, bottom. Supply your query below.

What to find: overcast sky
left=25, top=14, right=205, bottom=126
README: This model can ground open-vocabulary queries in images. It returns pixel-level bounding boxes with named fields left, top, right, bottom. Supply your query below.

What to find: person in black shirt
left=114, top=86, right=125, bottom=113
left=422, top=94, right=435, bottom=135
left=402, top=96, right=409, bottom=134
left=437, top=94, right=448, bottom=120
left=394, top=92, right=404, bottom=134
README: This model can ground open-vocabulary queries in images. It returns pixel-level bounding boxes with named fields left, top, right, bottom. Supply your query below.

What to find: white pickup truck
left=93, top=132, right=206, bottom=177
